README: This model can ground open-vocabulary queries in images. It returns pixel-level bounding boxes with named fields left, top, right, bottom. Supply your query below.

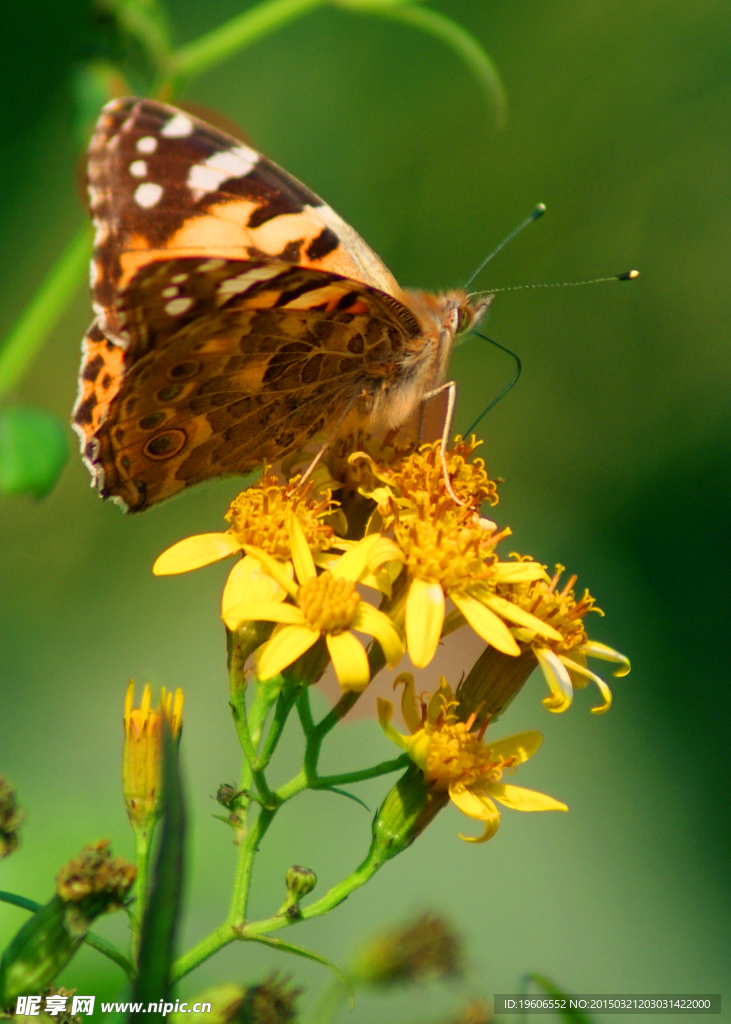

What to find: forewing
left=88, top=97, right=400, bottom=340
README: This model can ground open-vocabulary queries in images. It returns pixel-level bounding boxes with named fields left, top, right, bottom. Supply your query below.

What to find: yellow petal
left=224, top=601, right=304, bottom=632
left=486, top=782, right=567, bottom=812
left=534, top=647, right=574, bottom=712
left=582, top=641, right=631, bottom=677
left=451, top=594, right=520, bottom=656
left=558, top=654, right=613, bottom=714
left=493, top=561, right=550, bottom=583
left=377, top=697, right=410, bottom=750
left=486, top=731, right=543, bottom=765
left=289, top=514, right=316, bottom=584
left=405, top=578, right=445, bottom=668
left=257, top=624, right=319, bottom=681
left=241, top=545, right=299, bottom=598
left=222, top=555, right=289, bottom=620
left=449, top=783, right=501, bottom=843
left=426, top=678, right=455, bottom=726
left=351, top=602, right=404, bottom=668
left=478, top=591, right=563, bottom=642
left=394, top=673, right=421, bottom=735
left=153, top=533, right=241, bottom=575
left=330, top=533, right=381, bottom=582
left=326, top=631, right=370, bottom=691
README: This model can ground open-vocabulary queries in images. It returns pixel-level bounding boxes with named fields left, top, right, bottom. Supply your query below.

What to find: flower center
left=394, top=513, right=495, bottom=591
left=298, top=571, right=361, bottom=634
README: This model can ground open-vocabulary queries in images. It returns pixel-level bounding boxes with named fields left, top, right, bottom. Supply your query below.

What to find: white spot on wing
left=198, top=258, right=227, bottom=272
left=165, top=297, right=194, bottom=315
left=187, top=145, right=259, bottom=200
left=162, top=286, right=179, bottom=298
left=137, top=136, right=157, bottom=153
left=171, top=273, right=190, bottom=283
left=134, top=182, right=163, bottom=208
left=129, top=160, right=147, bottom=178
left=216, top=265, right=284, bottom=301
left=161, top=113, right=194, bottom=137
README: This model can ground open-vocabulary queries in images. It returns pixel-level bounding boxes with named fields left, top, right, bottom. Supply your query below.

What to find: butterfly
left=73, top=98, right=491, bottom=512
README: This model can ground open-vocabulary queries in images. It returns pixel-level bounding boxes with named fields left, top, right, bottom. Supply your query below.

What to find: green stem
left=314, top=754, right=409, bottom=789
left=167, top=0, right=325, bottom=87
left=0, top=226, right=91, bottom=399
left=132, top=826, right=153, bottom=961
left=0, top=890, right=135, bottom=981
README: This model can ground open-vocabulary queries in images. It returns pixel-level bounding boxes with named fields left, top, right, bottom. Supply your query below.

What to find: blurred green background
left=1, top=1, right=729, bottom=1021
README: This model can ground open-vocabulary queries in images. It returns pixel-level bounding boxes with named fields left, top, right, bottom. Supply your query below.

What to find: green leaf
left=523, top=974, right=596, bottom=1024
left=131, top=723, right=186, bottom=1019
left=0, top=408, right=68, bottom=499
left=320, top=786, right=371, bottom=812
left=243, top=934, right=353, bottom=1006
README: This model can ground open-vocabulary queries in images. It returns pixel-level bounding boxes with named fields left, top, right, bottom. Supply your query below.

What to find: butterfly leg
left=420, top=380, right=466, bottom=506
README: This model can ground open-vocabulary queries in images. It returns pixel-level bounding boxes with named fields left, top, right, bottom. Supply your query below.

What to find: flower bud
left=123, top=682, right=183, bottom=832
left=370, top=763, right=449, bottom=863
left=279, top=865, right=317, bottom=919
left=216, top=784, right=238, bottom=810
left=350, top=913, right=461, bottom=986
left=456, top=645, right=536, bottom=728
left=174, top=976, right=300, bottom=1024
left=0, top=841, right=134, bottom=1002
left=0, top=777, right=22, bottom=859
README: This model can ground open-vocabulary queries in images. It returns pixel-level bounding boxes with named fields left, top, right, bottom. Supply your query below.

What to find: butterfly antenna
left=463, top=203, right=546, bottom=289
left=463, top=333, right=522, bottom=437
left=468, top=269, right=640, bottom=299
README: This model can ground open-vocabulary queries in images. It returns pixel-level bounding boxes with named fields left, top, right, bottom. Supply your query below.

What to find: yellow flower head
left=378, top=674, right=566, bottom=843
left=152, top=470, right=337, bottom=621
left=123, top=682, right=184, bottom=831
left=494, top=558, right=631, bottom=714
left=223, top=517, right=404, bottom=692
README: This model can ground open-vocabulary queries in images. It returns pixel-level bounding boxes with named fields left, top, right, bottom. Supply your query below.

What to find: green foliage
left=0, top=407, right=68, bottom=499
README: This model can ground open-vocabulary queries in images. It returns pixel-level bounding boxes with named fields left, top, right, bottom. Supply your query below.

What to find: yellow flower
left=224, top=518, right=404, bottom=692
left=378, top=674, right=566, bottom=843
left=123, top=682, right=184, bottom=831
left=492, top=560, right=631, bottom=714
left=152, top=470, right=336, bottom=617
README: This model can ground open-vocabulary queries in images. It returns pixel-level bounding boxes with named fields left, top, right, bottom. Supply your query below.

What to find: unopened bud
left=0, top=841, right=134, bottom=1002
left=0, top=777, right=23, bottom=859
left=279, top=865, right=317, bottom=918
left=123, top=682, right=183, bottom=832
left=216, top=784, right=238, bottom=809
left=351, top=913, right=461, bottom=986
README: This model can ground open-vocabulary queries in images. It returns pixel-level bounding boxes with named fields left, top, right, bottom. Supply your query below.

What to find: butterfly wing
left=74, top=256, right=423, bottom=511
left=88, top=97, right=401, bottom=342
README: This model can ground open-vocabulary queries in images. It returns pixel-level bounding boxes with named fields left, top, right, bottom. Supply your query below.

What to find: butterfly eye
left=454, top=305, right=474, bottom=334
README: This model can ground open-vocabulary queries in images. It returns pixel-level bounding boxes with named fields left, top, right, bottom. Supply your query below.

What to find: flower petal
left=377, top=697, right=410, bottom=750
left=222, top=555, right=289, bottom=620
left=558, top=655, right=613, bottom=714
left=534, top=647, right=574, bottom=712
left=153, top=533, right=241, bottom=574
left=485, top=782, right=567, bottom=812
left=449, top=783, right=501, bottom=843
left=582, top=641, right=631, bottom=677
left=257, top=624, right=319, bottom=681
left=351, top=602, right=404, bottom=668
left=289, top=514, right=317, bottom=584
left=405, top=578, right=445, bottom=668
left=394, top=673, right=422, bottom=735
left=451, top=594, right=520, bottom=656
left=330, top=533, right=381, bottom=582
left=242, top=545, right=299, bottom=598
left=486, top=731, right=543, bottom=765
left=492, top=561, right=550, bottom=583
left=326, top=631, right=370, bottom=691
left=478, top=592, right=563, bottom=642
left=224, top=601, right=305, bottom=632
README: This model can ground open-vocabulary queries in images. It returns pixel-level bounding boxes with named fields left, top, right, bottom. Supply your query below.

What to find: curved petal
left=330, top=533, right=381, bottom=581
left=492, top=561, right=550, bottom=583
left=257, top=624, right=319, bottom=681
left=377, top=697, right=410, bottom=750
left=478, top=591, right=562, bottom=642
left=449, top=783, right=501, bottom=843
left=393, top=673, right=422, bottom=735
left=153, top=533, right=241, bottom=575
left=534, top=647, right=574, bottom=713
left=242, top=545, right=299, bottom=598
left=451, top=594, right=520, bottom=656
left=486, top=782, right=567, bottom=812
left=224, top=601, right=304, bottom=632
left=288, top=514, right=316, bottom=584
left=222, top=555, right=289, bottom=619
left=485, top=731, right=543, bottom=765
left=326, top=631, right=370, bottom=692
left=582, top=641, right=631, bottom=677
left=558, top=655, right=612, bottom=714
left=351, top=602, right=404, bottom=668
left=426, top=679, right=456, bottom=726
left=405, top=578, right=445, bottom=668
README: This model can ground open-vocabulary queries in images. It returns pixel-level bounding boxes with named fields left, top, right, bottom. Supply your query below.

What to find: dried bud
left=216, top=784, right=238, bottom=809
left=123, top=681, right=183, bottom=832
left=0, top=777, right=23, bottom=859
left=239, top=975, right=301, bottom=1024
left=0, top=842, right=134, bottom=1003
left=351, top=913, right=461, bottom=986
left=278, top=866, right=317, bottom=918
